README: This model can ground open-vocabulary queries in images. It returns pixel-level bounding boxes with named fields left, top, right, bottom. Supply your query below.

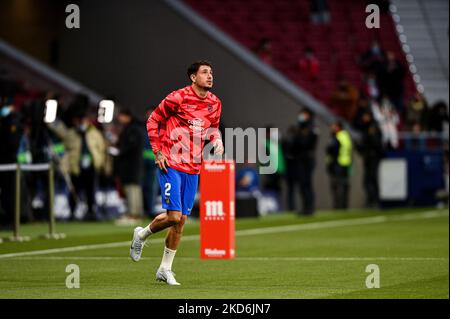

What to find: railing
left=397, top=131, right=448, bottom=151
left=0, top=162, right=65, bottom=242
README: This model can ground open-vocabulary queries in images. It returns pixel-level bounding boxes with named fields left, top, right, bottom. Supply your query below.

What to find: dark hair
left=119, top=107, right=133, bottom=117
left=187, top=60, right=213, bottom=81
left=300, top=107, right=313, bottom=117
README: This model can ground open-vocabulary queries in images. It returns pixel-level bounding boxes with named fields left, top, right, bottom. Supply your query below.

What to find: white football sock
left=159, top=246, right=177, bottom=271
left=138, top=225, right=152, bottom=240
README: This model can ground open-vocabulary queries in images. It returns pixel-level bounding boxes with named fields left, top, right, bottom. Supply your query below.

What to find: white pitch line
left=0, top=210, right=447, bottom=259
left=2, top=256, right=447, bottom=261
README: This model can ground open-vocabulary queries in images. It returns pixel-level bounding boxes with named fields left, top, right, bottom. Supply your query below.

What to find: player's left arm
left=210, top=101, right=224, bottom=155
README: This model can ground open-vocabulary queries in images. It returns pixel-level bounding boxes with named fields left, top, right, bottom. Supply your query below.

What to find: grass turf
left=0, top=208, right=448, bottom=299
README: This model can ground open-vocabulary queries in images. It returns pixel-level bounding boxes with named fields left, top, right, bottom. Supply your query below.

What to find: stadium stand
left=183, top=0, right=416, bottom=107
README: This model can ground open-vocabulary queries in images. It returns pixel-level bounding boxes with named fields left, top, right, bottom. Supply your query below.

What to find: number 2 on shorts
left=164, top=183, right=171, bottom=197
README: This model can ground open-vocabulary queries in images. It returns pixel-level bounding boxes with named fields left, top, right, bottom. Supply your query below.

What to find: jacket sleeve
left=206, top=101, right=222, bottom=143
left=146, top=91, right=182, bottom=153
left=47, top=119, right=68, bottom=140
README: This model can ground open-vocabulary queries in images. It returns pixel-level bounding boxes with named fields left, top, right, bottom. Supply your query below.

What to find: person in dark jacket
left=427, top=101, right=449, bottom=133
left=283, top=108, right=319, bottom=215
left=141, top=107, right=158, bottom=217
left=380, top=51, right=406, bottom=115
left=355, top=111, right=384, bottom=208
left=0, top=103, right=23, bottom=226
left=282, top=125, right=299, bottom=212
left=115, top=108, right=144, bottom=223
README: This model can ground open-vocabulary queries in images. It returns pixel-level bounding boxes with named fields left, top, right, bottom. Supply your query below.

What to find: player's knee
left=174, top=215, right=187, bottom=231
left=167, top=212, right=182, bottom=225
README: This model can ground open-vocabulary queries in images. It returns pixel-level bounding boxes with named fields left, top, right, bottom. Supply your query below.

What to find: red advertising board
left=200, top=160, right=235, bottom=259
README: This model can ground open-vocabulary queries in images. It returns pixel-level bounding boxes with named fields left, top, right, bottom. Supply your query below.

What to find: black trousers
left=329, top=166, right=350, bottom=209
left=0, top=171, right=15, bottom=226
left=363, top=157, right=380, bottom=207
left=69, top=166, right=96, bottom=219
left=298, top=162, right=315, bottom=215
left=286, top=160, right=316, bottom=215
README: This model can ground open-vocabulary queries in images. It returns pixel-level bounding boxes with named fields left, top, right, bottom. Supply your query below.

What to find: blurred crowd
left=0, top=77, right=159, bottom=226
left=238, top=101, right=448, bottom=216
left=247, top=35, right=449, bottom=214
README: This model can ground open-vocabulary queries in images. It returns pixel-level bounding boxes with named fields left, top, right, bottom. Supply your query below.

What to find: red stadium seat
left=183, top=0, right=415, bottom=110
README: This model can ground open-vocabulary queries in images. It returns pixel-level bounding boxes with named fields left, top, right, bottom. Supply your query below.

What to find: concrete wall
left=0, top=0, right=66, bottom=66
left=12, top=0, right=366, bottom=209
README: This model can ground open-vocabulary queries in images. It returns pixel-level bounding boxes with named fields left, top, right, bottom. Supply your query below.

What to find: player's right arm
left=146, top=90, right=183, bottom=172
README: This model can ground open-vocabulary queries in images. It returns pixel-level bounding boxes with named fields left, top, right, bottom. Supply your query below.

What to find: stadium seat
left=183, top=0, right=415, bottom=112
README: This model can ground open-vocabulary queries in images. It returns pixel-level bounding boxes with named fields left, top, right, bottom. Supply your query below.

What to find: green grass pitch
left=0, top=207, right=448, bottom=299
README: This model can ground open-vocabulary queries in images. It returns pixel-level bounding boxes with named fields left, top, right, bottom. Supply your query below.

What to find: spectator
left=371, top=96, right=400, bottom=150
left=427, top=101, right=449, bottom=133
left=406, top=92, right=428, bottom=130
left=299, top=47, right=320, bottom=81
left=310, top=0, right=330, bottom=25
left=254, top=38, right=273, bottom=65
left=380, top=51, right=406, bottom=114
left=27, top=98, right=53, bottom=221
left=141, top=107, right=158, bottom=217
left=94, top=122, right=115, bottom=219
left=114, top=108, right=144, bottom=225
left=47, top=114, right=106, bottom=221
left=326, top=121, right=353, bottom=209
left=352, top=98, right=373, bottom=132
left=405, top=122, right=427, bottom=151
left=282, top=125, right=299, bottom=211
left=361, top=72, right=380, bottom=102
left=261, top=125, right=286, bottom=208
left=284, top=108, right=319, bottom=215
left=437, top=142, right=449, bottom=207
left=46, top=111, right=78, bottom=219
left=330, top=79, right=359, bottom=121
left=0, top=102, right=22, bottom=226
left=355, top=111, right=384, bottom=208
left=359, top=40, right=386, bottom=76
left=17, top=120, right=33, bottom=222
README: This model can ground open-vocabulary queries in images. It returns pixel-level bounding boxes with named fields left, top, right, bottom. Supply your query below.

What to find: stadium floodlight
left=44, top=99, right=58, bottom=123
left=98, top=99, right=114, bottom=123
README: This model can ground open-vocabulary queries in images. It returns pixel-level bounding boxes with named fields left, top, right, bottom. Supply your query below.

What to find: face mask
left=372, top=46, right=380, bottom=54
left=0, top=106, right=11, bottom=117
left=79, top=124, right=88, bottom=132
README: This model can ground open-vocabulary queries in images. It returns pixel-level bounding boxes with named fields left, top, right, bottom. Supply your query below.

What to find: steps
left=392, top=0, right=449, bottom=105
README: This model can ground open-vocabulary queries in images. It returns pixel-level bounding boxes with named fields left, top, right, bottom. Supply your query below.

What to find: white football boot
left=156, top=268, right=181, bottom=286
left=130, top=226, right=146, bottom=262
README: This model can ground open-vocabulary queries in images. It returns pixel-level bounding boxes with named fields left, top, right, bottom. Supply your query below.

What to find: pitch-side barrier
left=0, top=162, right=65, bottom=242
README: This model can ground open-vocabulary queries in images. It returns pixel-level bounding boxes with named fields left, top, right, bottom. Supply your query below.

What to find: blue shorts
left=157, top=167, right=199, bottom=215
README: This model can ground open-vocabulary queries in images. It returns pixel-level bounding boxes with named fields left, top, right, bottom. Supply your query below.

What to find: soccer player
left=129, top=61, right=224, bottom=285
